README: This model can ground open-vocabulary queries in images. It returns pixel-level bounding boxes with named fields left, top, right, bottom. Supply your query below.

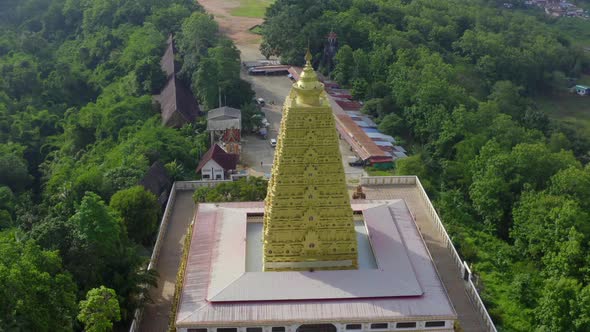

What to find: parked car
left=348, top=158, right=364, bottom=167
left=270, top=138, right=277, bottom=147
left=255, top=97, right=265, bottom=106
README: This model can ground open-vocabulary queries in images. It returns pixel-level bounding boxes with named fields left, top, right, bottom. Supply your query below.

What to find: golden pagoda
left=263, top=50, right=358, bottom=272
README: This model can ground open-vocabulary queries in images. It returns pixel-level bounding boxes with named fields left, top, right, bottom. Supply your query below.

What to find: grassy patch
left=365, top=167, right=395, bottom=176
left=230, top=0, right=274, bottom=18
left=552, top=17, right=590, bottom=48
left=249, top=24, right=263, bottom=35
left=535, top=92, right=590, bottom=137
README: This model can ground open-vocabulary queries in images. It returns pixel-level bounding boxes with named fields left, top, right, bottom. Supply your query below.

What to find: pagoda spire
left=292, top=48, right=324, bottom=105
left=262, top=51, right=358, bottom=272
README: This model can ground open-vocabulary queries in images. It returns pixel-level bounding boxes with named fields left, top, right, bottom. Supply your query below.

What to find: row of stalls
left=289, top=67, right=407, bottom=169
left=328, top=88, right=408, bottom=169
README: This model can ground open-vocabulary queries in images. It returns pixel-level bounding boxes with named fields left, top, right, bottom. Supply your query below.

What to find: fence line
left=175, top=180, right=232, bottom=190
left=362, top=176, right=497, bottom=332
left=360, top=175, right=416, bottom=186
left=129, top=181, right=178, bottom=332
left=129, top=180, right=230, bottom=332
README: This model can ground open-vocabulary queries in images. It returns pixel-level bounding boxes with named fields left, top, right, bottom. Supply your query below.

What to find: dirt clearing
left=198, top=0, right=267, bottom=51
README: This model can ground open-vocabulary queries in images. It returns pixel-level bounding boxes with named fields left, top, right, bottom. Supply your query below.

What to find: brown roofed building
left=157, top=76, right=200, bottom=128
left=156, top=34, right=201, bottom=128
left=196, top=144, right=238, bottom=180
left=161, top=34, right=177, bottom=79
left=138, top=161, right=172, bottom=207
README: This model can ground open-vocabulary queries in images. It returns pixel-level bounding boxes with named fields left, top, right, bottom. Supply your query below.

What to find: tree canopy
left=77, top=286, right=121, bottom=332
left=0, top=229, right=78, bottom=331
left=261, top=0, right=590, bottom=330
left=0, top=0, right=244, bottom=329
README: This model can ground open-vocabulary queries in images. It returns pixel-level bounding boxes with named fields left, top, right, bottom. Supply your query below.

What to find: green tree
left=193, top=57, right=219, bottom=110
left=511, top=191, right=589, bottom=261
left=110, top=186, right=159, bottom=245
left=542, top=227, right=587, bottom=280
left=178, top=11, right=218, bottom=74
left=0, top=143, right=32, bottom=192
left=488, top=80, right=529, bottom=121
left=0, top=229, right=78, bottom=331
left=69, top=192, right=124, bottom=262
left=0, top=52, right=40, bottom=99
left=469, top=141, right=579, bottom=236
left=147, top=4, right=192, bottom=34
left=193, top=177, right=268, bottom=203
left=77, top=286, right=121, bottom=332
left=378, top=113, right=405, bottom=138
left=535, top=278, right=589, bottom=332
left=333, top=45, right=354, bottom=85
left=241, top=103, right=264, bottom=132
left=119, top=24, right=165, bottom=72
left=548, top=166, right=590, bottom=209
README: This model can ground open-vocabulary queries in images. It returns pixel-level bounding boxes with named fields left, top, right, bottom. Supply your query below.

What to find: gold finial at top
left=305, top=47, right=312, bottom=64
left=293, top=47, right=324, bottom=105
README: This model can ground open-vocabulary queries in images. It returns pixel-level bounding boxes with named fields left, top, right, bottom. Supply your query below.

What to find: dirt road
left=198, top=1, right=366, bottom=181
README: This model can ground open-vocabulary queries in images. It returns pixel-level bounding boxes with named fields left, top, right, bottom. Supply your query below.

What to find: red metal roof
left=196, top=144, right=238, bottom=172
left=335, top=100, right=362, bottom=111
left=336, top=114, right=391, bottom=160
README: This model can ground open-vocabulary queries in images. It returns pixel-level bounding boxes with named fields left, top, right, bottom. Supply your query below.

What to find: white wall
left=201, top=160, right=226, bottom=180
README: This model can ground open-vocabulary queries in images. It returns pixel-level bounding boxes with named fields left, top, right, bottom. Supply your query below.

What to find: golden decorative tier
left=262, top=50, right=358, bottom=272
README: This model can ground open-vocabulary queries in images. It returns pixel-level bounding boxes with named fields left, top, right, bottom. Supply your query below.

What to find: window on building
left=369, top=323, right=387, bottom=329
left=202, top=174, right=210, bottom=179
left=395, top=322, right=417, bottom=329
left=218, top=329, right=238, bottom=332
left=215, top=174, right=222, bottom=179
left=247, top=328, right=263, bottom=332
left=345, top=324, right=362, bottom=330
left=188, top=329, right=207, bottom=332
left=425, top=321, right=446, bottom=328
left=272, top=327, right=285, bottom=332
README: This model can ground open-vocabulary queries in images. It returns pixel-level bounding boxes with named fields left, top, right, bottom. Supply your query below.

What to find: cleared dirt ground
left=198, top=0, right=264, bottom=50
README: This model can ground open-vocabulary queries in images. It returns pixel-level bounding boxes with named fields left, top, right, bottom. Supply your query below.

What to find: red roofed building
left=196, top=144, right=238, bottom=180
left=335, top=99, right=362, bottom=111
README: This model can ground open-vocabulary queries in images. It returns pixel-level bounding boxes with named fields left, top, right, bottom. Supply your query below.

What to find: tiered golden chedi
left=263, top=50, right=358, bottom=272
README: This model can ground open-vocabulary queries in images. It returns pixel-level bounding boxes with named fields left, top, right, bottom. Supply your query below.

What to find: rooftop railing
left=361, top=176, right=497, bottom=332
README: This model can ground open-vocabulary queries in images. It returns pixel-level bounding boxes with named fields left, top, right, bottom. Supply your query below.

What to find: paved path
left=360, top=184, right=488, bottom=332
left=138, top=191, right=196, bottom=332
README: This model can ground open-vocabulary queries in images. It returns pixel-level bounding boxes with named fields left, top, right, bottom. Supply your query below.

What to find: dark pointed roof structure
left=156, top=34, right=201, bottom=128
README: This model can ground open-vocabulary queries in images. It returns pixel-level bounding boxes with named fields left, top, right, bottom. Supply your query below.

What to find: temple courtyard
left=137, top=181, right=488, bottom=332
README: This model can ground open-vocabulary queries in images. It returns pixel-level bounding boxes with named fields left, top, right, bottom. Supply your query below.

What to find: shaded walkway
left=361, top=184, right=487, bottom=332
left=138, top=191, right=196, bottom=332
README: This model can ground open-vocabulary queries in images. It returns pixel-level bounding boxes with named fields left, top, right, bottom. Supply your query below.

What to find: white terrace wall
left=129, top=180, right=232, bottom=332
left=360, top=176, right=497, bottom=332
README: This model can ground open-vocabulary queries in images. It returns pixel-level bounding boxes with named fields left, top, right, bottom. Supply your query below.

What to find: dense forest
left=0, top=0, right=255, bottom=330
left=261, top=1, right=590, bottom=331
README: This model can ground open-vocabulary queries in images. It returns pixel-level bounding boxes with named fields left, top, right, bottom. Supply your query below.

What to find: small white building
left=196, top=144, right=238, bottom=180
